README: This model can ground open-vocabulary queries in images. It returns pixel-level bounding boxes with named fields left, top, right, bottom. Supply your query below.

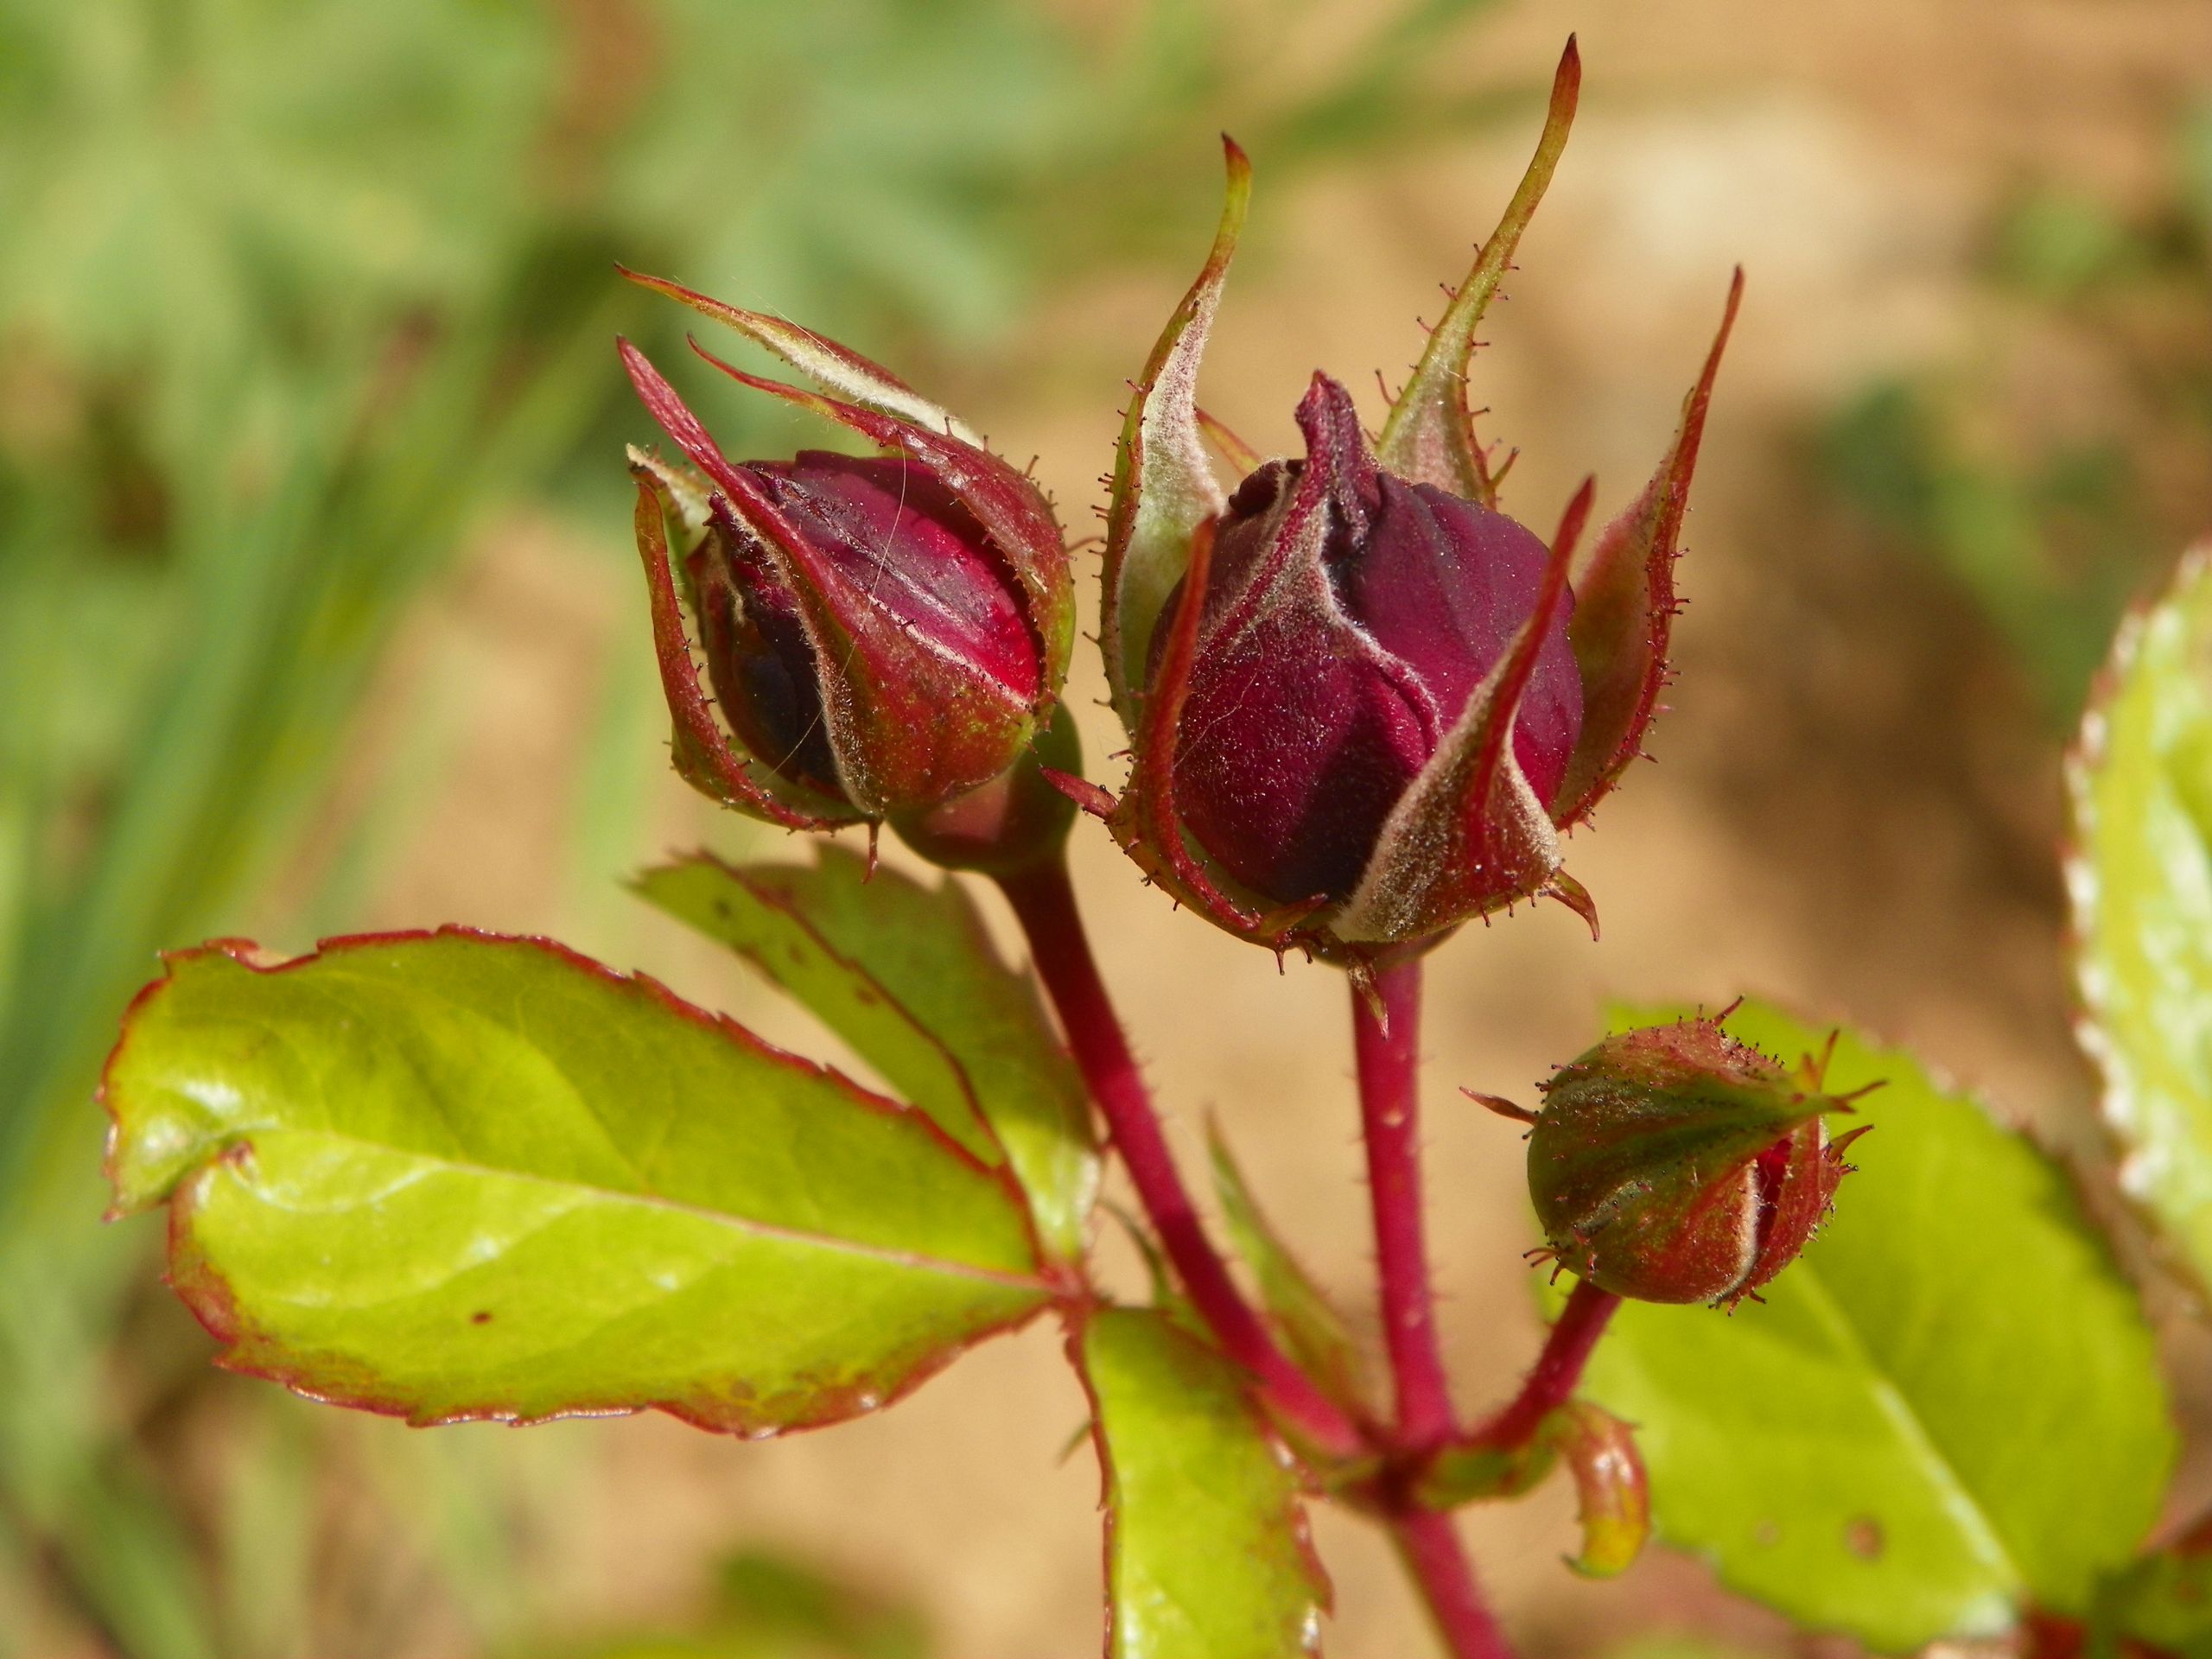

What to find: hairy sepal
left=620, top=265, right=983, bottom=446
left=1373, top=40, right=1580, bottom=504
left=626, top=457, right=855, bottom=829
left=1101, top=137, right=1252, bottom=730
left=1553, top=269, right=1743, bottom=826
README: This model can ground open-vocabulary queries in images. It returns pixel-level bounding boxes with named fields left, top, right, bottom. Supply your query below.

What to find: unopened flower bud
left=1160, top=373, right=1584, bottom=910
left=619, top=274, right=1072, bottom=830
left=1493, top=1014, right=1872, bottom=1306
left=1071, top=44, right=1744, bottom=971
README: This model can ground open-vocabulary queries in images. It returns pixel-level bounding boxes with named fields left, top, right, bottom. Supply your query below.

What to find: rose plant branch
left=1388, top=1506, right=1518, bottom=1659
left=1353, top=959, right=1457, bottom=1451
left=997, top=854, right=1364, bottom=1459
left=111, top=35, right=2133, bottom=1659
left=1467, top=1278, right=1620, bottom=1453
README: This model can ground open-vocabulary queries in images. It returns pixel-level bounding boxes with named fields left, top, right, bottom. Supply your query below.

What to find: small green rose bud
left=1483, top=1011, right=1872, bottom=1306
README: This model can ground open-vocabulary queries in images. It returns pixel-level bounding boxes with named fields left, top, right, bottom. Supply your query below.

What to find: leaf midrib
left=207, top=1122, right=1050, bottom=1294
left=1791, top=1262, right=2024, bottom=1594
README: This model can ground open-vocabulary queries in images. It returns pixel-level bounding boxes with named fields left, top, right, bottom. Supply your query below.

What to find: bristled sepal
left=1553, top=268, right=1743, bottom=827
left=1099, top=137, right=1252, bottom=732
left=626, top=454, right=860, bottom=830
left=1372, top=39, right=1580, bottom=505
left=683, top=339, right=1075, bottom=695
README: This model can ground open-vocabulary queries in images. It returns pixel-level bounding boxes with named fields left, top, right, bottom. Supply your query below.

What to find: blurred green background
left=0, top=1, right=2206, bottom=1656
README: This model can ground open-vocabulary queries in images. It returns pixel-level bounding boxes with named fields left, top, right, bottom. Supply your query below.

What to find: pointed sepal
left=626, top=455, right=857, bottom=830
left=1094, top=518, right=1324, bottom=952
left=1374, top=40, right=1580, bottom=504
left=1553, top=268, right=1743, bottom=826
left=620, top=265, right=983, bottom=445
left=1101, top=137, right=1252, bottom=730
left=1332, top=480, right=1593, bottom=944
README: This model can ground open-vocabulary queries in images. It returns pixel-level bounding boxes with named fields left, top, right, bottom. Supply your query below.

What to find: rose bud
left=618, top=273, right=1073, bottom=831
left=1061, top=40, right=1742, bottom=975
left=1482, top=1012, right=1873, bottom=1307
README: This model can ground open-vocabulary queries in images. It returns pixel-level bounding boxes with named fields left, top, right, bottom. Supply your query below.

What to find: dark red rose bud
left=1077, top=44, right=1741, bottom=974
left=1162, top=373, right=1583, bottom=908
left=1492, top=1014, right=1872, bottom=1306
left=688, top=451, right=1040, bottom=803
left=617, top=276, right=1071, bottom=830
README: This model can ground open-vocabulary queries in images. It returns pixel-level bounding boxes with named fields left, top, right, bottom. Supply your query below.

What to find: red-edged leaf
left=1075, top=1306, right=1331, bottom=1658
left=103, top=931, right=1052, bottom=1434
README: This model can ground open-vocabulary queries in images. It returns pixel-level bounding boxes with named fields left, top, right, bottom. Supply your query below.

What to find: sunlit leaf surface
left=1077, top=1306, right=1327, bottom=1659
left=104, top=931, right=1050, bottom=1433
left=2071, top=542, right=2212, bottom=1295
left=637, top=849, right=1096, bottom=1261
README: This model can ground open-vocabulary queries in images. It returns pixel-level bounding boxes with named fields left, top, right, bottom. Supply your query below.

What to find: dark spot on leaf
left=472, top=1311, right=493, bottom=1325
left=1752, top=1520, right=1780, bottom=1548
left=1845, top=1516, right=1884, bottom=1560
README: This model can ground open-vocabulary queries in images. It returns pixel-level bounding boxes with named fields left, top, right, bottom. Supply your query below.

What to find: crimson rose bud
left=1497, top=1014, right=1870, bottom=1306
left=620, top=274, right=1072, bottom=831
left=1077, top=45, right=1744, bottom=970
left=1163, top=373, right=1585, bottom=910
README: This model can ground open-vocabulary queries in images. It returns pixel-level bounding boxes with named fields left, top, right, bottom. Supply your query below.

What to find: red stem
left=1355, top=960, right=1458, bottom=1450
left=1389, top=1509, right=1517, bottom=1659
left=1471, top=1278, right=1620, bottom=1450
left=996, top=859, right=1362, bottom=1459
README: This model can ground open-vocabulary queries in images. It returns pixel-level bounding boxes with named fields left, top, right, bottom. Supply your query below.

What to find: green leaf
left=1572, top=1001, right=2172, bottom=1652
left=103, top=931, right=1051, bottom=1433
left=1207, top=1121, right=1370, bottom=1414
left=1077, top=1306, right=1328, bottom=1659
left=2090, top=1548, right=2212, bottom=1657
left=2072, top=542, right=2212, bottom=1295
left=635, top=848, right=1096, bottom=1261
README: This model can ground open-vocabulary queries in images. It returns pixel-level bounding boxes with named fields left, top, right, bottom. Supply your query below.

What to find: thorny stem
left=995, top=856, right=1363, bottom=1459
left=1354, top=960, right=1458, bottom=1450
left=1389, top=1508, right=1518, bottom=1659
left=1355, top=962, right=1521, bottom=1659
left=1470, top=1278, right=1621, bottom=1451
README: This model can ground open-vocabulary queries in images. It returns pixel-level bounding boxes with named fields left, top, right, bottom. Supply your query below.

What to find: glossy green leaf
left=636, top=848, right=1096, bottom=1261
left=2071, top=541, right=2212, bottom=1295
left=1077, top=1306, right=1328, bottom=1659
left=1572, top=1002, right=2172, bottom=1652
left=103, top=931, right=1051, bottom=1433
left=1206, top=1121, right=1370, bottom=1414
